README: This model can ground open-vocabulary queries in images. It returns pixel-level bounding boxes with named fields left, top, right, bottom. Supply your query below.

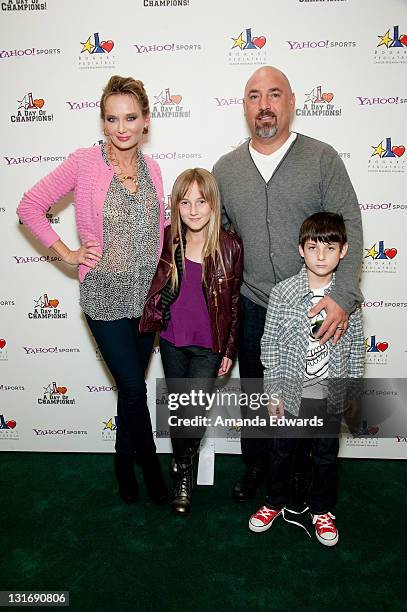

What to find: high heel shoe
left=114, top=453, right=139, bottom=504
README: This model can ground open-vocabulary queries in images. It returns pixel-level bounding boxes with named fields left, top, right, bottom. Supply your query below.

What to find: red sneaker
left=249, top=505, right=282, bottom=533
left=311, top=512, right=339, bottom=546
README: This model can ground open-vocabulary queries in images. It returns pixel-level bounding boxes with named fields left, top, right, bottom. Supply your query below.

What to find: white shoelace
left=282, top=506, right=312, bottom=538
left=312, top=512, right=336, bottom=529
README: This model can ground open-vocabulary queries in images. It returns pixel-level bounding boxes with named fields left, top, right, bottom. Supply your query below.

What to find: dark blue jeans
left=159, top=337, right=222, bottom=462
left=237, top=294, right=270, bottom=469
left=266, top=399, right=341, bottom=514
left=85, top=315, right=156, bottom=457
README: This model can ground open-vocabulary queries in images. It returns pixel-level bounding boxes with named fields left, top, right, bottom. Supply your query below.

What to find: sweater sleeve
left=320, top=150, right=364, bottom=312
left=17, top=151, right=79, bottom=248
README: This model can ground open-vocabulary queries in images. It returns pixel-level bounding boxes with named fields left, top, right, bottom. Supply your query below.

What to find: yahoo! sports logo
left=152, top=88, right=190, bottom=119
left=28, top=293, right=68, bottom=319
left=229, top=27, right=267, bottom=65
left=79, top=32, right=115, bottom=69
left=10, top=92, right=53, bottom=124
left=296, top=84, right=341, bottom=117
left=38, top=381, right=75, bottom=405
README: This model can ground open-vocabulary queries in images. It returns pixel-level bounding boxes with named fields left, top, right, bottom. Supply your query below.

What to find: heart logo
left=399, top=34, right=407, bottom=46
left=322, top=92, right=334, bottom=103
left=100, top=40, right=114, bottom=53
left=376, top=342, right=388, bottom=353
left=48, top=299, right=59, bottom=308
left=6, top=420, right=16, bottom=429
left=0, top=339, right=6, bottom=349
left=33, top=99, right=44, bottom=109
left=384, top=248, right=397, bottom=259
left=170, top=95, right=182, bottom=105
left=368, top=426, right=379, bottom=435
left=252, top=36, right=267, bottom=49
left=56, top=386, right=67, bottom=395
left=392, top=145, right=405, bottom=157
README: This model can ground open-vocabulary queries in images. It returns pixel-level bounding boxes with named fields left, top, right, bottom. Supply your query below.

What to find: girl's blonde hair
left=170, top=168, right=225, bottom=290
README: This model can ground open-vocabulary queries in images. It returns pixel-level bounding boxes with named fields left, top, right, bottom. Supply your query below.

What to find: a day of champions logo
left=28, top=293, right=67, bottom=319
left=38, top=381, right=75, bottom=405
left=78, top=32, right=115, bottom=70
left=10, top=92, right=53, bottom=123
left=151, top=88, right=190, bottom=119
left=2, top=0, right=47, bottom=11
left=375, top=25, right=407, bottom=65
left=369, top=136, right=406, bottom=173
left=365, top=335, right=389, bottom=366
left=102, top=416, right=117, bottom=441
left=0, top=338, right=8, bottom=361
left=229, top=27, right=267, bottom=65
left=0, top=414, right=18, bottom=441
left=363, top=240, right=398, bottom=274
left=296, top=84, right=341, bottom=117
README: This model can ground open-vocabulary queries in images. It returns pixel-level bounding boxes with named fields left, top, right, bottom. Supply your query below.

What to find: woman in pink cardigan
left=17, top=75, right=168, bottom=506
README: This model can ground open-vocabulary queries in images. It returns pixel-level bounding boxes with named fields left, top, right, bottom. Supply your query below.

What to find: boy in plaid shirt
left=248, top=212, right=364, bottom=546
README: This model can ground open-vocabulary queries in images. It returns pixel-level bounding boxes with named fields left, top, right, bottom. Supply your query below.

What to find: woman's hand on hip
left=52, top=239, right=102, bottom=268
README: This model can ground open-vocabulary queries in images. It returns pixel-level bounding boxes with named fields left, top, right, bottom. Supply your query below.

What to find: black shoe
left=171, top=461, right=193, bottom=515
left=114, top=453, right=139, bottom=504
left=141, top=454, right=168, bottom=505
left=232, top=466, right=263, bottom=501
left=169, top=440, right=200, bottom=479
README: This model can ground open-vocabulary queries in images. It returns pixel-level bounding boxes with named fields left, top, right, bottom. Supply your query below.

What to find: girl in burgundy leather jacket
left=140, top=168, right=243, bottom=515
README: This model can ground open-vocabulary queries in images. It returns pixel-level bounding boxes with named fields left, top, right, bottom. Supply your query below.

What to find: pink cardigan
left=17, top=146, right=165, bottom=282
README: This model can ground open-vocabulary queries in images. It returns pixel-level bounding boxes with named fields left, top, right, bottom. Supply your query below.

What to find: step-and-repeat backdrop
left=1, top=0, right=406, bottom=458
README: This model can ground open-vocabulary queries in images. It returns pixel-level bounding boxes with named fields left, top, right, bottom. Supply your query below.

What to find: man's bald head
left=244, top=66, right=293, bottom=98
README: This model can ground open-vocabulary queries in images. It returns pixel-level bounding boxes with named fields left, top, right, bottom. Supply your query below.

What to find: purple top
left=161, top=258, right=213, bottom=349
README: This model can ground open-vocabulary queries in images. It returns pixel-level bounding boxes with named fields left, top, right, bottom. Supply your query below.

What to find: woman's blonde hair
left=100, top=75, right=150, bottom=119
left=170, top=168, right=225, bottom=290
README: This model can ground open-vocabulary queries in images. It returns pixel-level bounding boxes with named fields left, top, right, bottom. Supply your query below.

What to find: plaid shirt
left=261, top=266, right=365, bottom=416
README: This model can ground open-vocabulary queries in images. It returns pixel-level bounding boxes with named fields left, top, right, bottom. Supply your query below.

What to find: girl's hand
left=218, top=357, right=233, bottom=377
left=62, top=241, right=101, bottom=268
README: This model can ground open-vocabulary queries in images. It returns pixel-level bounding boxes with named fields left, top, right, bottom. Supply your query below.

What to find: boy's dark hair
left=299, top=212, right=347, bottom=247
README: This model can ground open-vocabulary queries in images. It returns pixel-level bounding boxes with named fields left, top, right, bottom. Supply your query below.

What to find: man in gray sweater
left=212, top=66, right=363, bottom=502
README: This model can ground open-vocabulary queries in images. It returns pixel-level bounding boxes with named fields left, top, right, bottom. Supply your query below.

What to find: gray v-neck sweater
left=213, top=133, right=363, bottom=312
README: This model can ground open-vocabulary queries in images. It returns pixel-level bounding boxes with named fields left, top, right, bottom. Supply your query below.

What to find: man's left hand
left=308, top=295, right=348, bottom=346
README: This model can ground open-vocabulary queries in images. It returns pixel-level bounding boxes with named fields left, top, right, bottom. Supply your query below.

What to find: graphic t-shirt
left=302, top=283, right=331, bottom=399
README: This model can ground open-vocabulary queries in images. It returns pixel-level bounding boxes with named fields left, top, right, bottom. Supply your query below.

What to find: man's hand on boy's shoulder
left=308, top=295, right=349, bottom=346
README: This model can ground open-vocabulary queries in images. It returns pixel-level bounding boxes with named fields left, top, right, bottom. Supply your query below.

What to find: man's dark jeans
left=238, top=294, right=312, bottom=503
left=85, top=315, right=156, bottom=458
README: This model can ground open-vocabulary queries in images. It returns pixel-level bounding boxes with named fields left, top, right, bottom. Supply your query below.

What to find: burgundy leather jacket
left=140, top=225, right=243, bottom=358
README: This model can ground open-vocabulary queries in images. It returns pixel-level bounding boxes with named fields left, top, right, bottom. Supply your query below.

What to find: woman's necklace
left=107, top=143, right=139, bottom=191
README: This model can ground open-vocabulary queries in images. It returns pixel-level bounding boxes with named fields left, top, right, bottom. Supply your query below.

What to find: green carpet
left=1, top=453, right=406, bottom=612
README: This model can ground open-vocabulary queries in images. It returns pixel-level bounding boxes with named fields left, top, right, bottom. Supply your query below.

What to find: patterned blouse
left=80, top=144, right=159, bottom=320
